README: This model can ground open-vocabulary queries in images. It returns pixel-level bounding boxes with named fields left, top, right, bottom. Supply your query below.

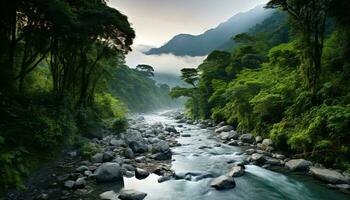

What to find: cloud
left=125, top=46, right=206, bottom=75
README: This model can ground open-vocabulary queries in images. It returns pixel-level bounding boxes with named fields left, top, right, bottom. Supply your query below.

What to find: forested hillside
left=146, top=5, right=272, bottom=56
left=172, top=0, right=350, bottom=172
left=0, top=0, right=172, bottom=191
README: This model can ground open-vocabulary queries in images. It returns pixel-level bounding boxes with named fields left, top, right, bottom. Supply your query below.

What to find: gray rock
left=124, top=148, right=134, bottom=159
left=165, top=126, right=178, bottom=133
left=285, top=159, right=312, bottom=171
left=152, top=140, right=170, bottom=152
left=309, top=167, right=349, bottom=184
left=91, top=153, right=103, bottom=163
left=152, top=150, right=172, bottom=160
left=255, top=136, right=263, bottom=143
left=135, top=156, right=146, bottom=163
left=100, top=190, right=118, bottom=200
left=110, top=139, right=124, bottom=147
left=227, top=166, right=245, bottom=177
left=75, top=177, right=86, bottom=188
left=135, top=168, right=150, bottom=179
left=129, top=140, right=149, bottom=153
left=76, top=165, right=89, bottom=172
left=262, top=139, right=273, bottom=146
left=239, top=134, right=255, bottom=144
left=219, top=131, right=238, bottom=140
left=64, top=180, right=75, bottom=189
left=158, top=176, right=172, bottom=183
left=264, top=157, right=281, bottom=166
left=118, top=189, right=147, bottom=200
left=94, top=162, right=122, bottom=182
left=215, top=125, right=234, bottom=133
left=103, top=151, right=114, bottom=162
left=210, top=175, right=236, bottom=190
left=251, top=153, right=265, bottom=163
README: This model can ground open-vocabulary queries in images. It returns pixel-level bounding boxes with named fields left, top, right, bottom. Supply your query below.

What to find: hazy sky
left=109, top=0, right=268, bottom=47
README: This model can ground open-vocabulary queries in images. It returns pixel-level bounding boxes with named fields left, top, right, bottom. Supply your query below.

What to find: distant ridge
left=146, top=5, right=273, bottom=56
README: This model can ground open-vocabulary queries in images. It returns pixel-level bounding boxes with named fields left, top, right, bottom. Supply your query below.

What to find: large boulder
left=118, top=189, right=147, bottom=200
left=135, top=168, right=150, bottom=180
left=227, top=166, right=245, bottom=177
left=219, top=131, right=238, bottom=141
left=262, top=139, right=273, bottom=146
left=215, top=125, right=234, bottom=133
left=152, top=140, right=170, bottom=153
left=285, top=159, right=312, bottom=171
left=309, top=167, right=349, bottom=184
left=239, top=134, right=255, bottom=144
left=94, top=162, right=122, bottom=182
left=152, top=149, right=172, bottom=160
left=210, top=175, right=236, bottom=190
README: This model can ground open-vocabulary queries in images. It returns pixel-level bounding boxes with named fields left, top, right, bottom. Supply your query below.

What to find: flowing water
left=112, top=112, right=349, bottom=200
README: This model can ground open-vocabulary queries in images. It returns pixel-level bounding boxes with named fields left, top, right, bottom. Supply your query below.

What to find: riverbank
left=2, top=110, right=350, bottom=200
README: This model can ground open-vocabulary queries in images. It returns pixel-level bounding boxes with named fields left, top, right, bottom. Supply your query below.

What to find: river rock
left=309, top=167, right=349, bottom=184
left=285, top=159, right=312, bottom=171
left=158, top=175, right=172, bottom=183
left=152, top=140, right=170, bottom=152
left=64, top=180, right=75, bottom=189
left=152, top=149, right=172, bottom=160
left=118, top=189, right=147, bottom=200
left=94, top=162, right=122, bottom=182
left=251, top=153, right=265, bottom=163
left=255, top=136, right=263, bottom=143
left=216, top=121, right=226, bottom=128
left=100, top=190, right=118, bottom=200
left=227, top=166, right=245, bottom=177
left=210, top=175, right=236, bottom=190
left=103, top=151, right=114, bottom=162
left=76, top=165, right=89, bottom=172
left=129, top=140, right=149, bottom=153
left=262, top=139, right=273, bottom=146
left=135, top=168, right=150, bottom=179
left=75, top=177, right=86, bottom=188
left=124, top=148, right=134, bottom=159
left=165, top=126, right=178, bottom=133
left=239, top=134, right=254, bottom=144
left=219, top=131, right=238, bottom=140
left=91, top=153, right=103, bottom=163
left=110, top=139, right=124, bottom=147
left=215, top=125, right=234, bottom=133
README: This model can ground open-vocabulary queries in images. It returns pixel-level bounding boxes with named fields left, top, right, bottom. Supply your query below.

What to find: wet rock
left=135, top=168, right=150, bottom=179
left=251, top=153, right=266, bottom=163
left=264, top=157, right=281, bottom=166
left=165, top=126, right=178, bottom=133
left=118, top=189, right=147, bottom=200
left=239, top=134, right=254, bottom=144
left=219, top=131, right=238, bottom=140
left=227, top=140, right=238, bottom=146
left=64, top=180, right=75, bottom=189
left=210, top=175, right=236, bottom=190
left=309, top=167, right=349, bottom=184
left=245, top=149, right=256, bottom=155
left=227, top=166, right=245, bottom=177
left=181, top=134, right=191, bottom=137
left=215, top=125, right=234, bottom=133
left=152, top=149, right=172, bottom=160
left=91, top=153, right=103, bottom=163
left=94, top=162, right=122, bottom=182
left=285, top=159, right=312, bottom=171
left=158, top=175, right=172, bottom=183
left=100, top=190, right=118, bottom=200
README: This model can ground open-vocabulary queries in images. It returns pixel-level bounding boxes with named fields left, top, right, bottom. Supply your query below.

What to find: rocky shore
left=3, top=110, right=350, bottom=200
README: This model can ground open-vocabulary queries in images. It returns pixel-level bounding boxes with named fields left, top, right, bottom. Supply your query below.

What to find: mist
left=125, top=46, right=206, bottom=75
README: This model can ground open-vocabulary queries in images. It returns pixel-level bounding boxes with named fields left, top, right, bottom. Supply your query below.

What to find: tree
left=180, top=68, right=199, bottom=87
left=266, top=0, right=330, bottom=93
left=136, top=64, right=155, bottom=77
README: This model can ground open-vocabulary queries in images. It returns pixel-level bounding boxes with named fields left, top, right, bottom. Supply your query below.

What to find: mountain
left=146, top=5, right=273, bottom=56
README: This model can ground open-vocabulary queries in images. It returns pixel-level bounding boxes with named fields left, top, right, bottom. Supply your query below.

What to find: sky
left=107, top=0, right=268, bottom=75
left=109, top=0, right=268, bottom=47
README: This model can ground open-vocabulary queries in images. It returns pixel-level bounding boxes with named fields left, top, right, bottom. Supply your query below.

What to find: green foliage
left=80, top=143, right=100, bottom=158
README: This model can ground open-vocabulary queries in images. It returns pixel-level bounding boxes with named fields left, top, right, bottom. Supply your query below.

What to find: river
left=110, top=111, right=349, bottom=200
